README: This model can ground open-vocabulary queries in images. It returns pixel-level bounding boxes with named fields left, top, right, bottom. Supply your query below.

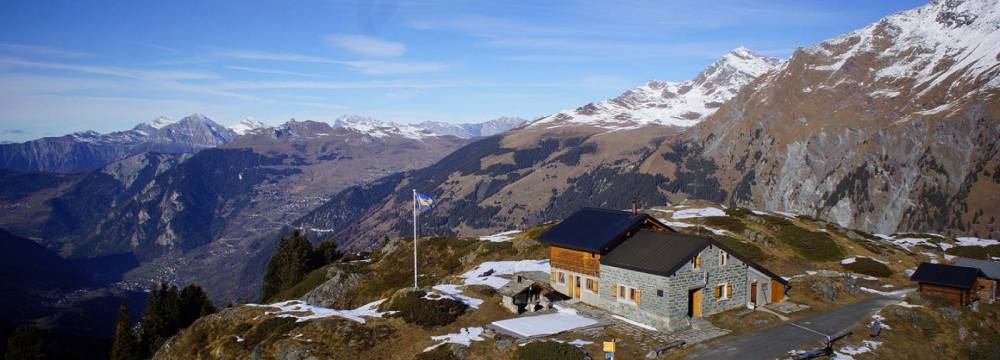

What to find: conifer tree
left=110, top=304, right=140, bottom=360
left=261, top=229, right=314, bottom=301
left=178, top=285, right=216, bottom=328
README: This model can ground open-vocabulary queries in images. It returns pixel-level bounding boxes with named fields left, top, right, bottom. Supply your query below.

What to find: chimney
left=631, top=197, right=638, bottom=215
left=517, top=275, right=523, bottom=283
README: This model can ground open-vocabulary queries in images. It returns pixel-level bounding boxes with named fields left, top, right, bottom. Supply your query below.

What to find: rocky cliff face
left=0, top=114, right=238, bottom=173
left=692, top=0, right=1000, bottom=238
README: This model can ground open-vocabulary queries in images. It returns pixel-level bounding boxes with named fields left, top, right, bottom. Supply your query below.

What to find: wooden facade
left=975, top=277, right=997, bottom=302
left=918, top=282, right=974, bottom=306
left=550, top=245, right=601, bottom=276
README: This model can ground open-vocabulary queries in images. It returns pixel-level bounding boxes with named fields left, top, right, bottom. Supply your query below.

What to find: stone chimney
left=631, top=197, right=638, bottom=215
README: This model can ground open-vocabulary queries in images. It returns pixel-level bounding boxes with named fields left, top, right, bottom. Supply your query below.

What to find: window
left=550, top=271, right=557, bottom=282
left=616, top=285, right=641, bottom=304
left=719, top=251, right=729, bottom=266
left=657, top=289, right=664, bottom=297
left=586, top=278, right=599, bottom=293
left=558, top=272, right=565, bottom=284
left=611, top=284, right=618, bottom=298
left=630, top=288, right=642, bottom=304
left=693, top=255, right=702, bottom=270
left=715, top=283, right=730, bottom=300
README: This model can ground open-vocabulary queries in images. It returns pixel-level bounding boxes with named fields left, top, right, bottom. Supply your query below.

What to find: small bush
left=514, top=341, right=586, bottom=360
left=714, top=236, right=766, bottom=262
left=384, top=290, right=468, bottom=328
left=946, top=246, right=988, bottom=260
left=842, top=257, right=893, bottom=278
left=776, top=225, right=844, bottom=261
left=704, top=216, right=746, bottom=233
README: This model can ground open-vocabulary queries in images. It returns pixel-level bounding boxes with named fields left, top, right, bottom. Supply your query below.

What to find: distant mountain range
left=0, top=115, right=525, bottom=173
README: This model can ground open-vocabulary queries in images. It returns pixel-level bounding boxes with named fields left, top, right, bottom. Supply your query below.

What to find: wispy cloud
left=325, top=34, right=405, bottom=58
left=226, top=65, right=323, bottom=78
left=0, top=129, right=26, bottom=135
left=0, top=56, right=215, bottom=80
left=339, top=60, right=448, bottom=75
left=0, top=43, right=88, bottom=57
left=216, top=50, right=336, bottom=63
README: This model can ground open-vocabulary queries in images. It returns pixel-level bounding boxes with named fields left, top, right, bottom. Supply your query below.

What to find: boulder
left=301, top=266, right=363, bottom=308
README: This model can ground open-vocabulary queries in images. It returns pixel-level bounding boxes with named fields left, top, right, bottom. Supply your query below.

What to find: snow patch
left=478, top=230, right=521, bottom=242
left=249, top=299, right=394, bottom=323
left=611, top=315, right=658, bottom=331
left=460, top=260, right=550, bottom=289
left=423, top=327, right=485, bottom=352
left=670, top=207, right=726, bottom=219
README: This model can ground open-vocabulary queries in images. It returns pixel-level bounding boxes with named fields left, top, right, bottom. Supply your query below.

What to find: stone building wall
left=598, top=245, right=749, bottom=331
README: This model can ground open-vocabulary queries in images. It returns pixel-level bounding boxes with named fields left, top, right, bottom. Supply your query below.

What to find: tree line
left=109, top=283, right=215, bottom=360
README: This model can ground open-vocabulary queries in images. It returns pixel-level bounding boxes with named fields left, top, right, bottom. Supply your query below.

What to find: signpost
left=603, top=340, right=616, bottom=360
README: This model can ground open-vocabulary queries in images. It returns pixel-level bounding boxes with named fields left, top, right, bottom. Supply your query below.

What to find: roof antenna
left=631, top=197, right=638, bottom=215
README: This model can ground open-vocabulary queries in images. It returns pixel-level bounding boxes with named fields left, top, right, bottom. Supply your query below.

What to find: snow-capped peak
left=801, top=0, right=1000, bottom=94
left=530, top=48, right=782, bottom=131
left=229, top=117, right=268, bottom=135
left=148, top=116, right=176, bottom=129
left=333, top=115, right=437, bottom=140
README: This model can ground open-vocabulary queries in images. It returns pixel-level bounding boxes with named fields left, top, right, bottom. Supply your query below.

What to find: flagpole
left=413, top=189, right=418, bottom=289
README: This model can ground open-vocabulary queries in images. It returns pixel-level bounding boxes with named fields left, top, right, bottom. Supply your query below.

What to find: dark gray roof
left=599, top=230, right=789, bottom=285
left=955, top=258, right=1000, bottom=280
left=601, top=231, right=708, bottom=277
left=910, top=262, right=983, bottom=289
left=538, top=207, right=671, bottom=253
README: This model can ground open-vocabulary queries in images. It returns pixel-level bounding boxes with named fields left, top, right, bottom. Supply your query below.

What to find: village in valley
left=155, top=198, right=1000, bottom=360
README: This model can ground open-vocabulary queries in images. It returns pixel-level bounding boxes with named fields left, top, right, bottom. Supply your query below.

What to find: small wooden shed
left=910, top=262, right=985, bottom=306
left=955, top=258, right=1000, bottom=303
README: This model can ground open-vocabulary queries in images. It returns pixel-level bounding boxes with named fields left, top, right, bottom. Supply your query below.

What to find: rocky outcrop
left=301, top=266, right=363, bottom=308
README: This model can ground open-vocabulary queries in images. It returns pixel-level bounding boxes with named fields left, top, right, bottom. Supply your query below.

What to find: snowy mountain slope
left=416, top=117, right=527, bottom=138
left=530, top=47, right=782, bottom=130
left=229, top=117, right=267, bottom=135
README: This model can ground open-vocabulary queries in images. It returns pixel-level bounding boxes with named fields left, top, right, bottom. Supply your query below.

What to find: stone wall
left=748, top=267, right=774, bottom=307
left=598, top=244, right=750, bottom=331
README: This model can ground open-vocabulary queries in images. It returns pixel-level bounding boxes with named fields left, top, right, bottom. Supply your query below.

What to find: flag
left=415, top=192, right=434, bottom=210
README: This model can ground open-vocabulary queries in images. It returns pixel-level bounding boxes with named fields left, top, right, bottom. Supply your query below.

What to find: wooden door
left=574, top=276, right=582, bottom=298
left=770, top=280, right=785, bottom=303
left=750, top=282, right=758, bottom=305
left=692, top=289, right=702, bottom=317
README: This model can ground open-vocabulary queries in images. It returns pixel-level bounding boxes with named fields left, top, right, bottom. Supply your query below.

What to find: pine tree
left=178, top=285, right=216, bottom=328
left=313, top=238, right=342, bottom=266
left=261, top=229, right=315, bottom=302
left=110, top=304, right=140, bottom=360
left=5, top=325, right=46, bottom=360
left=139, top=283, right=181, bottom=357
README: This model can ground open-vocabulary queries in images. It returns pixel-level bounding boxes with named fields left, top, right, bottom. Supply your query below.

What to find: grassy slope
left=156, top=202, right=993, bottom=359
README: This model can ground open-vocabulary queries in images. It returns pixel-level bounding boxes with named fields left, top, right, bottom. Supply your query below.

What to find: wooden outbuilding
left=955, top=258, right=1000, bottom=303
left=910, top=262, right=985, bottom=306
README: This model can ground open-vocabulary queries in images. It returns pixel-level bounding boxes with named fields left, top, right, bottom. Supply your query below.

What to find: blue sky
left=0, top=0, right=924, bottom=141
